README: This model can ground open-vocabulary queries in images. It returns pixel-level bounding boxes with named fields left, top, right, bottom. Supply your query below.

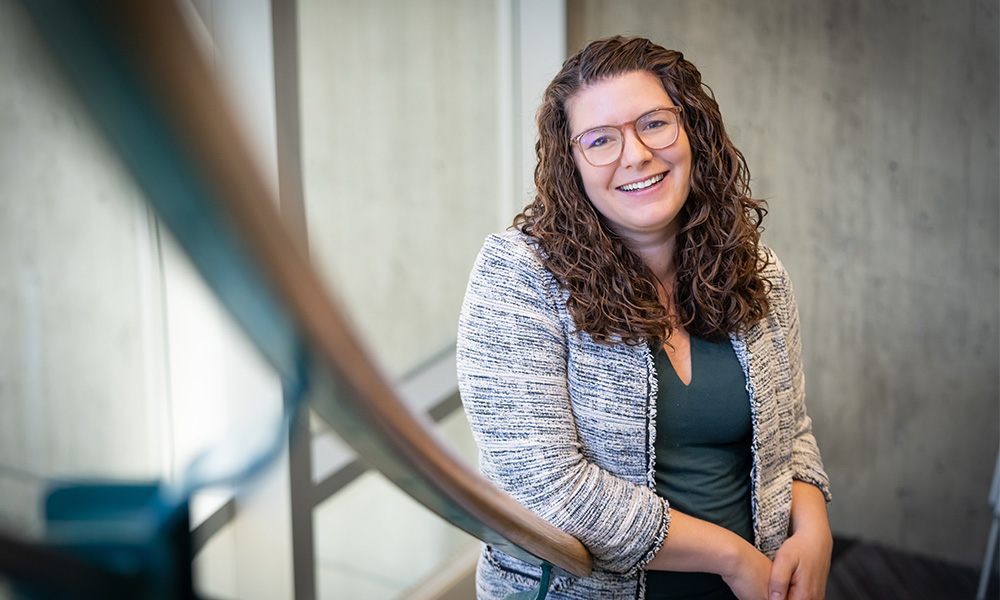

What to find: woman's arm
left=458, top=234, right=667, bottom=574
left=768, top=480, right=832, bottom=600
left=767, top=253, right=833, bottom=598
left=771, top=252, right=832, bottom=501
left=645, top=510, right=773, bottom=600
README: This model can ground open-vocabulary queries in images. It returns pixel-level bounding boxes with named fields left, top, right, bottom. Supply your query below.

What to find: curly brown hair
left=514, top=35, right=770, bottom=345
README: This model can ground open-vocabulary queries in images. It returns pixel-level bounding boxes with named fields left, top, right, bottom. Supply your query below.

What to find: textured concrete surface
left=299, top=0, right=501, bottom=378
left=297, top=3, right=501, bottom=595
left=569, top=0, right=999, bottom=567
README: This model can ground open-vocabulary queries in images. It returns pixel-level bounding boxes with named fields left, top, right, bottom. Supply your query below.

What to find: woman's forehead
left=566, top=71, right=674, bottom=133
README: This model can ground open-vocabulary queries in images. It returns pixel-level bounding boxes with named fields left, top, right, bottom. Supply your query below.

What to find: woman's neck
left=626, top=233, right=678, bottom=287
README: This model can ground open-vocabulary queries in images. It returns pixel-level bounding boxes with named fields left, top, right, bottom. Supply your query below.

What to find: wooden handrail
left=60, top=0, right=593, bottom=579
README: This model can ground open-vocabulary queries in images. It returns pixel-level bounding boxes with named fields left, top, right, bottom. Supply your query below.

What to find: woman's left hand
left=768, top=526, right=832, bottom=600
left=767, top=481, right=832, bottom=600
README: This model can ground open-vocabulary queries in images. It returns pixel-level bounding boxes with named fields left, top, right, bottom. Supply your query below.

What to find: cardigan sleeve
left=457, top=233, right=669, bottom=574
left=768, top=251, right=832, bottom=503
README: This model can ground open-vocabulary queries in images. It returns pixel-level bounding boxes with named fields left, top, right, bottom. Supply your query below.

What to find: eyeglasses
left=570, top=106, right=683, bottom=167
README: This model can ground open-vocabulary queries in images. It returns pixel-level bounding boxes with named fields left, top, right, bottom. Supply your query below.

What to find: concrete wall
left=299, top=0, right=502, bottom=378
left=296, top=2, right=513, bottom=595
left=568, top=0, right=999, bottom=566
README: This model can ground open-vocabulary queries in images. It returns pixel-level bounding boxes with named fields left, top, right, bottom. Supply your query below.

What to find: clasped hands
left=723, top=526, right=832, bottom=600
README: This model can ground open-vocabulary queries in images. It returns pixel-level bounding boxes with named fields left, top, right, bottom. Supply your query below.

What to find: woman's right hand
left=720, top=541, right=773, bottom=600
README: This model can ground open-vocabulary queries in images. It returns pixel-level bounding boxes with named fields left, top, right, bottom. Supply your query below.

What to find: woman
left=457, top=36, right=831, bottom=600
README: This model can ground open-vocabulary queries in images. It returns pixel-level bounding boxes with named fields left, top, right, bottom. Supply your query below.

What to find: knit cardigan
left=457, top=231, right=831, bottom=600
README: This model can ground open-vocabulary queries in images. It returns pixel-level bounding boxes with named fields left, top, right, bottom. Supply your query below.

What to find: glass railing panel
left=3, top=0, right=536, bottom=596
left=0, top=2, right=285, bottom=597
left=192, top=521, right=239, bottom=600
left=0, top=0, right=166, bottom=541
left=313, top=403, right=480, bottom=599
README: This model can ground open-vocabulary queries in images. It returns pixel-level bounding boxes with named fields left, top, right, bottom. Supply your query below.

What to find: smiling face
left=566, top=70, right=692, bottom=249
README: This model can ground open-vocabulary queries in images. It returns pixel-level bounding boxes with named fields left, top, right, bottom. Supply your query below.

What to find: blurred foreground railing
left=4, top=1, right=592, bottom=598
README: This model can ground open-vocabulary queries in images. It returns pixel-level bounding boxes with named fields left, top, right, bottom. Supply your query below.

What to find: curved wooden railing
left=22, top=0, right=592, bottom=581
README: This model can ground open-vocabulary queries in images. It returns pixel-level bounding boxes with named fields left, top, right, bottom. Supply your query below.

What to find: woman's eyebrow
left=579, top=106, right=675, bottom=131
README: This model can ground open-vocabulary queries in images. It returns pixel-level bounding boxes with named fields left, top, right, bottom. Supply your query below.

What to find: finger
left=768, top=551, right=795, bottom=600
left=786, top=575, right=822, bottom=600
left=787, top=580, right=822, bottom=600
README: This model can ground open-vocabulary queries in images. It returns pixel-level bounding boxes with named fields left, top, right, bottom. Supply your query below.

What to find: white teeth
left=618, top=172, right=666, bottom=192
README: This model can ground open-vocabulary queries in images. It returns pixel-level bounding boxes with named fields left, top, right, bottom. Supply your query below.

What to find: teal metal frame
left=503, top=562, right=553, bottom=600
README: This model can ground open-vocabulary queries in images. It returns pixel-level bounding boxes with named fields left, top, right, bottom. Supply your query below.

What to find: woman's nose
left=619, top=127, right=652, bottom=166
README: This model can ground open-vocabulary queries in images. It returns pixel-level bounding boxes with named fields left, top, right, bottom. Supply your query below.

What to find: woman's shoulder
left=758, top=246, right=793, bottom=292
left=475, top=229, right=550, bottom=279
left=481, top=229, right=540, bottom=258
left=462, top=230, right=568, bottom=337
left=755, top=246, right=799, bottom=329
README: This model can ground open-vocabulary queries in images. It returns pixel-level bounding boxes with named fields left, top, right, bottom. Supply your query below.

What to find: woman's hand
left=719, top=541, right=773, bottom=600
left=768, top=481, right=832, bottom=600
left=768, top=528, right=831, bottom=600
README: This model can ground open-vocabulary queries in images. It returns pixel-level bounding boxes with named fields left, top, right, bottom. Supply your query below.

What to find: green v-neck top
left=645, top=336, right=753, bottom=600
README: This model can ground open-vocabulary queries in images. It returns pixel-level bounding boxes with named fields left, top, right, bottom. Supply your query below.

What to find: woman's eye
left=583, top=131, right=616, bottom=148
left=587, top=135, right=612, bottom=148
left=642, top=120, right=668, bottom=131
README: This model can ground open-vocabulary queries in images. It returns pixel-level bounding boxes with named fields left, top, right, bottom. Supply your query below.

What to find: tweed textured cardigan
left=457, top=231, right=831, bottom=600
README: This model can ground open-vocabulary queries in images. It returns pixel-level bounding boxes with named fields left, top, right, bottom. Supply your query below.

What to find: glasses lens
left=637, top=109, right=679, bottom=149
left=579, top=127, right=623, bottom=166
